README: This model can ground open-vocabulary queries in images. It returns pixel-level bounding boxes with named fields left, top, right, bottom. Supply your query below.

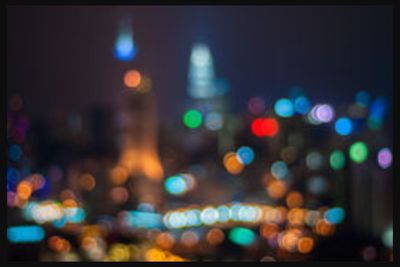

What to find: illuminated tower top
left=188, top=43, right=217, bottom=99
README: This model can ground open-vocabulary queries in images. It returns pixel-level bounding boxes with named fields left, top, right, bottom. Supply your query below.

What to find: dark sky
left=7, top=6, right=393, bottom=120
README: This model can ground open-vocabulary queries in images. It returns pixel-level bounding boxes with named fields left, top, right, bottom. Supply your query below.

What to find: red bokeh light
left=251, top=117, right=279, bottom=137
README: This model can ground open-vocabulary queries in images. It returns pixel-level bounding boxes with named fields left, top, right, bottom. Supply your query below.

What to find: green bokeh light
left=349, top=141, right=368, bottom=163
left=229, top=227, right=255, bottom=246
left=329, top=150, right=345, bottom=170
left=183, top=109, right=203, bottom=129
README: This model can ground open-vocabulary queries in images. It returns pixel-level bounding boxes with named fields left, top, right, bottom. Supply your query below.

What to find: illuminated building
left=115, top=82, right=164, bottom=208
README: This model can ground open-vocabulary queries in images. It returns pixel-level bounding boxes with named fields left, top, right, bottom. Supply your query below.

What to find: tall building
left=186, top=43, right=235, bottom=155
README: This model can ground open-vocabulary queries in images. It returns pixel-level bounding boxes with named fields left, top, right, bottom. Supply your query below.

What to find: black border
left=2, top=1, right=398, bottom=265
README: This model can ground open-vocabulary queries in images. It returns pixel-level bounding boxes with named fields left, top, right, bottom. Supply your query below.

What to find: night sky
left=7, top=6, right=393, bottom=121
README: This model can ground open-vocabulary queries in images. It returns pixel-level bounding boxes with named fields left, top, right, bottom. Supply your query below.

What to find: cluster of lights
left=223, top=146, right=255, bottom=175
left=22, top=200, right=86, bottom=226
left=162, top=203, right=343, bottom=232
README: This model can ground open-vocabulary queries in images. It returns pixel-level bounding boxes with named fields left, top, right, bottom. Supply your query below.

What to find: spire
left=188, top=43, right=217, bottom=99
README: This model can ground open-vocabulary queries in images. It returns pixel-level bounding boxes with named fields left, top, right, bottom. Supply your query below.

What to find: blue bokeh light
left=114, top=32, right=137, bottom=62
left=7, top=225, right=45, bottom=243
left=294, top=96, right=311, bottom=115
left=236, top=146, right=255, bottom=165
left=324, top=207, right=345, bottom=225
left=274, top=98, right=295, bottom=118
left=355, top=91, right=370, bottom=107
left=8, top=144, right=23, bottom=161
left=165, top=175, right=187, bottom=196
left=335, top=117, right=353, bottom=136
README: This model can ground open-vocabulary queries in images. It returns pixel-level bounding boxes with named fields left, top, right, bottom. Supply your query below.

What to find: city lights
left=6, top=9, right=392, bottom=262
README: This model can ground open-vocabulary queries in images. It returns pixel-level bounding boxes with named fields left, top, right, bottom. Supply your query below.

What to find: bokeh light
left=311, top=104, right=335, bottom=123
left=229, top=227, right=256, bottom=246
left=294, top=96, right=311, bottom=115
left=248, top=97, right=265, bottom=115
left=297, top=237, right=314, bottom=254
left=377, top=147, right=392, bottom=169
left=306, top=151, right=324, bottom=171
left=355, top=91, right=370, bottom=107
left=251, top=117, right=279, bottom=137
left=205, top=112, right=223, bottom=130
left=324, top=207, right=345, bottom=224
left=335, top=117, right=353, bottom=136
left=206, top=228, right=225, bottom=245
left=274, top=98, right=295, bottom=118
left=224, top=153, right=244, bottom=175
left=8, top=144, right=23, bottom=161
left=271, top=161, right=288, bottom=179
left=349, top=141, right=368, bottom=164
left=183, top=109, right=203, bottom=129
left=165, top=175, right=188, bottom=196
left=114, top=30, right=136, bottom=61
left=124, top=70, right=141, bottom=88
left=236, top=146, right=255, bottom=165
left=329, top=150, right=346, bottom=170
left=7, top=225, right=45, bottom=243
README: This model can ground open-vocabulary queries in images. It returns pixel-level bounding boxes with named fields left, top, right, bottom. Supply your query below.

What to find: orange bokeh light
left=260, top=223, right=279, bottom=239
left=48, top=236, right=71, bottom=253
left=206, top=228, right=225, bottom=245
left=124, top=70, right=141, bottom=88
left=224, top=153, right=244, bottom=175
left=315, top=219, right=336, bottom=236
left=110, top=166, right=129, bottom=185
left=79, top=174, right=96, bottom=191
left=155, top=232, right=175, bottom=250
left=297, top=237, right=314, bottom=254
left=16, top=180, right=33, bottom=200
left=267, top=180, right=287, bottom=199
left=286, top=191, right=304, bottom=209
